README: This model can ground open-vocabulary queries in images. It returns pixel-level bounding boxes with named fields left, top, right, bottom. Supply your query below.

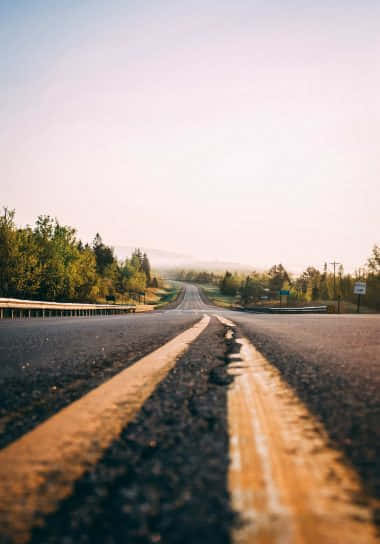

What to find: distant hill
left=114, top=246, right=257, bottom=272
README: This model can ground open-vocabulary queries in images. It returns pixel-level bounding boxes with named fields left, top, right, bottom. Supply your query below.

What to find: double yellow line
left=1, top=313, right=378, bottom=544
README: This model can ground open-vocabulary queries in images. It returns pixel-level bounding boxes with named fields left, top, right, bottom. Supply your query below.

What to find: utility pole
left=330, top=261, right=341, bottom=299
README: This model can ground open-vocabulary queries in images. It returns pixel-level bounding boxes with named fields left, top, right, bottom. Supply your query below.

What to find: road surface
left=0, top=284, right=379, bottom=543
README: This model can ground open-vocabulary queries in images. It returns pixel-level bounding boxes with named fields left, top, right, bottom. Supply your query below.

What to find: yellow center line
left=0, top=315, right=210, bottom=544
left=213, top=314, right=236, bottom=327
left=214, top=315, right=379, bottom=544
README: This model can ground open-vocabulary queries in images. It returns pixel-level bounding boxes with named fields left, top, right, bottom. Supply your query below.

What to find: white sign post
left=353, top=282, right=366, bottom=295
left=354, top=282, right=366, bottom=313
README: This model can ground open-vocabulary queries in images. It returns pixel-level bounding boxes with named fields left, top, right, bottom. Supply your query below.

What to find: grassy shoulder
left=94, top=283, right=182, bottom=311
left=199, top=285, right=378, bottom=314
left=310, top=299, right=377, bottom=314
left=151, top=283, right=183, bottom=309
left=243, top=298, right=378, bottom=314
left=199, top=284, right=240, bottom=309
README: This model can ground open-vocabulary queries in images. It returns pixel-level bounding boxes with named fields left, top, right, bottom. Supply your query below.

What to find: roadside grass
left=200, top=285, right=378, bottom=314
left=199, top=284, right=240, bottom=309
left=95, top=283, right=182, bottom=310
left=153, top=283, right=182, bottom=308
left=244, top=298, right=377, bottom=314
left=317, top=299, right=377, bottom=314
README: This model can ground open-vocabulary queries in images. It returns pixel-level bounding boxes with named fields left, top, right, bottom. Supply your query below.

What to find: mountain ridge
left=114, top=246, right=259, bottom=272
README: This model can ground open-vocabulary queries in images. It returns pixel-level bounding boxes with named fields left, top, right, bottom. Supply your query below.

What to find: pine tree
left=93, top=233, right=115, bottom=275
left=142, top=253, right=151, bottom=285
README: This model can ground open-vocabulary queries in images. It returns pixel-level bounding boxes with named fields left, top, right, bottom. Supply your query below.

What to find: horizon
left=2, top=1, right=379, bottom=273
left=2, top=209, right=375, bottom=275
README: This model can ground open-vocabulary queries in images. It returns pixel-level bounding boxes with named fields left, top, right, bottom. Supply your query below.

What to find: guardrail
left=0, top=298, right=136, bottom=319
left=248, top=306, right=328, bottom=314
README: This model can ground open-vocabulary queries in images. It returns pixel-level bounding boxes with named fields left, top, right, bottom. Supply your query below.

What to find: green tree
left=220, top=271, right=240, bottom=296
left=142, top=252, right=151, bottom=285
left=93, top=233, right=115, bottom=276
left=320, top=262, right=329, bottom=300
left=0, top=208, right=154, bottom=304
left=0, top=208, right=24, bottom=297
left=131, top=248, right=143, bottom=270
left=268, top=264, right=289, bottom=293
left=368, top=245, right=380, bottom=274
left=366, top=245, right=380, bottom=310
left=299, top=267, right=320, bottom=301
left=240, top=275, right=263, bottom=306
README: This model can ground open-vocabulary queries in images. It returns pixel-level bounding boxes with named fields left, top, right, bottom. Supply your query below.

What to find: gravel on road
left=231, top=313, right=380, bottom=509
left=0, top=312, right=199, bottom=448
left=30, top=317, right=237, bottom=544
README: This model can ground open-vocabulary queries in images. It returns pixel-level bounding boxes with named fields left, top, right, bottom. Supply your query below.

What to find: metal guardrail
left=248, top=306, right=328, bottom=314
left=0, top=298, right=136, bottom=319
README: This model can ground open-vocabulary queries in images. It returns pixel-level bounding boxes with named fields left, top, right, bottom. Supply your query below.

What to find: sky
left=1, top=0, right=379, bottom=272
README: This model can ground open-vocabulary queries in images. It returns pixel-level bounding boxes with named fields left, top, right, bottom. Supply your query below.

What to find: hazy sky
left=1, top=1, right=379, bottom=272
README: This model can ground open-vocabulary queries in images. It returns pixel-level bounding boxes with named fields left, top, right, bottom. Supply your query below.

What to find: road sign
left=353, top=282, right=366, bottom=295
left=280, top=290, right=290, bottom=296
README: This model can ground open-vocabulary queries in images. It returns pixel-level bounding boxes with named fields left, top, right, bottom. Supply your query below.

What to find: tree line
left=0, top=208, right=157, bottom=302
left=174, top=247, right=380, bottom=310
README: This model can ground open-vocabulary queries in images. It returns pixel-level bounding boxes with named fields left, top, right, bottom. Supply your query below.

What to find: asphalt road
left=229, top=311, right=380, bottom=503
left=1, top=283, right=380, bottom=542
left=0, top=295, right=199, bottom=448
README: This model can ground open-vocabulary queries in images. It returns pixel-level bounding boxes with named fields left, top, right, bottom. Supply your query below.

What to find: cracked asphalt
left=229, top=312, right=380, bottom=506
left=1, top=283, right=380, bottom=542
left=30, top=317, right=237, bottom=544
left=0, top=307, right=198, bottom=448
